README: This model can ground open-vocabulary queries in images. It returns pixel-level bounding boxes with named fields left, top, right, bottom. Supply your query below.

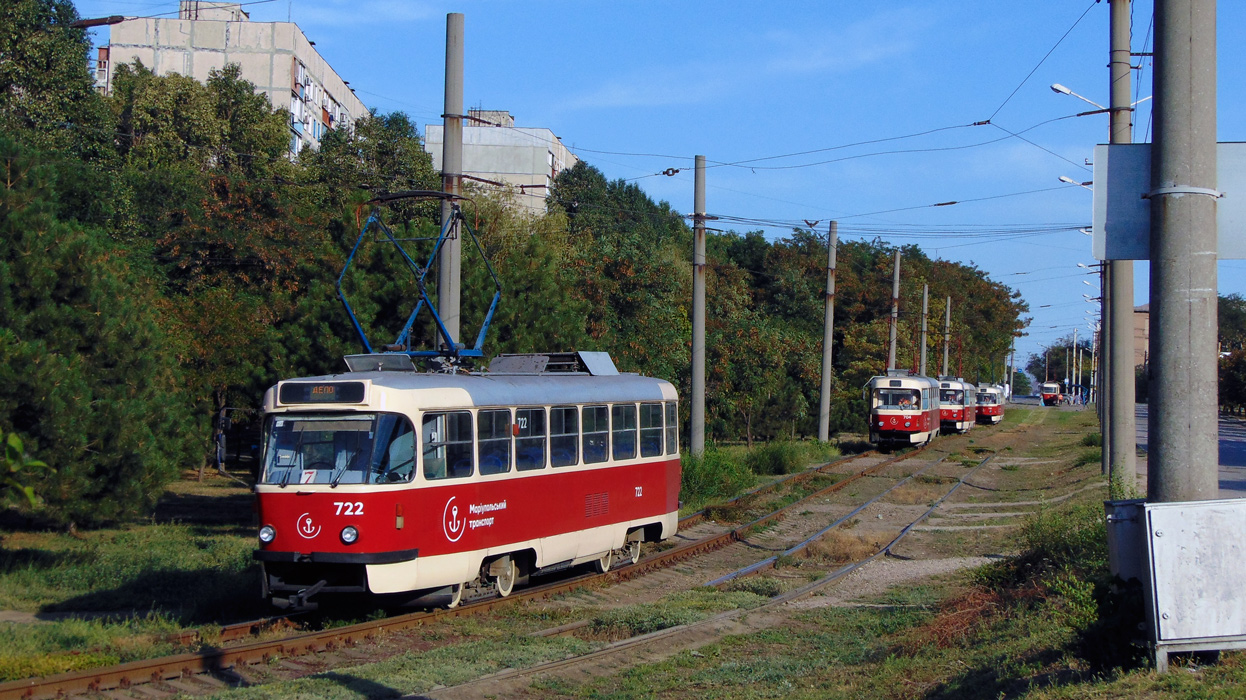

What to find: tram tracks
left=0, top=447, right=930, bottom=700
left=423, top=452, right=1003, bottom=699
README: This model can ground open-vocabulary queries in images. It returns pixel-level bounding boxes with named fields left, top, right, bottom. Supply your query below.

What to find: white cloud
left=557, top=7, right=928, bottom=113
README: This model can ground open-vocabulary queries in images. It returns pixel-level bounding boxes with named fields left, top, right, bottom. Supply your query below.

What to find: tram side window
left=922, top=389, right=930, bottom=410
left=640, top=403, right=663, bottom=457
left=665, top=402, right=678, bottom=455
left=516, top=407, right=547, bottom=471
left=423, top=411, right=474, bottom=480
left=550, top=406, right=579, bottom=467
left=612, top=404, right=637, bottom=460
left=372, top=414, right=417, bottom=484
left=583, top=405, right=609, bottom=464
left=478, top=409, right=512, bottom=475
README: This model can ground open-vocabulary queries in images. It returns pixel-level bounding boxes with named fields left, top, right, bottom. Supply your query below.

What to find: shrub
left=744, top=441, right=802, bottom=475
left=1081, top=432, right=1103, bottom=447
left=680, top=448, right=755, bottom=509
left=1074, top=448, right=1102, bottom=468
left=724, top=576, right=784, bottom=598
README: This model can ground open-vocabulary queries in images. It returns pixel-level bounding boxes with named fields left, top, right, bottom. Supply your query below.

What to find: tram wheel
left=624, top=539, right=642, bottom=566
left=594, top=549, right=615, bottom=574
left=494, top=557, right=518, bottom=597
left=446, top=583, right=463, bottom=609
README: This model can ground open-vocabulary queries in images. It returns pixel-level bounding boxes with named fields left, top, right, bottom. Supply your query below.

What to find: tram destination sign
left=1092, top=142, right=1246, bottom=260
left=279, top=381, right=367, bottom=405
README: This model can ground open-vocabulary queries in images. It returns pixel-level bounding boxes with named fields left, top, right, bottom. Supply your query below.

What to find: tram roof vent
left=488, top=351, right=619, bottom=376
left=884, top=368, right=913, bottom=377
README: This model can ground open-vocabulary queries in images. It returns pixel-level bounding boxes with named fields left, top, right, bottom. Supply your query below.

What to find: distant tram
left=975, top=383, right=1005, bottom=425
left=1039, top=382, right=1062, bottom=406
left=252, top=352, right=680, bottom=609
left=865, top=369, right=941, bottom=446
left=938, top=377, right=977, bottom=434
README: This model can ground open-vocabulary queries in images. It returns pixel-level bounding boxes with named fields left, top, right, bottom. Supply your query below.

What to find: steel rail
left=0, top=447, right=918, bottom=700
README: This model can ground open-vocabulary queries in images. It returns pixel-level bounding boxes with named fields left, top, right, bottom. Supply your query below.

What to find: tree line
left=0, top=0, right=1029, bottom=526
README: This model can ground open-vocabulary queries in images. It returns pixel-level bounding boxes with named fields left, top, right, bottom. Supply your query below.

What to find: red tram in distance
left=252, top=352, right=680, bottom=610
left=865, top=369, right=941, bottom=446
left=1039, top=382, right=1062, bottom=406
left=975, top=383, right=1005, bottom=425
left=938, top=377, right=977, bottom=434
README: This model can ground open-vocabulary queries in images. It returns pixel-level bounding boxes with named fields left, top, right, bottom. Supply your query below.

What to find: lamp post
left=1054, top=70, right=1137, bottom=483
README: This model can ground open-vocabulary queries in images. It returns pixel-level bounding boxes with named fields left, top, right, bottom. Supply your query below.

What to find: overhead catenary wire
left=986, top=0, right=1102, bottom=122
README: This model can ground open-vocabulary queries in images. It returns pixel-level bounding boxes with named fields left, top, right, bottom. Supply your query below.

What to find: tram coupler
left=279, top=579, right=326, bottom=610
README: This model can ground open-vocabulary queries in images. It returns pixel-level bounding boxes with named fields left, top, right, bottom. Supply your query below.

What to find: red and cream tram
left=866, top=370, right=941, bottom=446
left=975, top=383, right=1005, bottom=425
left=1039, top=382, right=1062, bottom=406
left=252, top=352, right=680, bottom=609
left=938, top=377, right=976, bottom=434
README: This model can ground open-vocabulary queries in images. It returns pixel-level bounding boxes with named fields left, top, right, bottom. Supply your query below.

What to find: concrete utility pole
left=1008, top=345, right=1015, bottom=398
left=1101, top=265, right=1111, bottom=474
left=1107, top=0, right=1137, bottom=488
left=920, top=284, right=930, bottom=377
left=887, top=251, right=901, bottom=370
left=818, top=221, right=838, bottom=442
left=438, top=13, right=464, bottom=345
left=691, top=155, right=707, bottom=456
left=1073, top=328, right=1079, bottom=397
left=1091, top=325, right=1098, bottom=404
left=1149, top=0, right=1219, bottom=502
left=942, top=297, right=952, bottom=376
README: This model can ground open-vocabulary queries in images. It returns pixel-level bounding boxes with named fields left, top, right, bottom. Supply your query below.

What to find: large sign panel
left=1091, top=142, right=1246, bottom=260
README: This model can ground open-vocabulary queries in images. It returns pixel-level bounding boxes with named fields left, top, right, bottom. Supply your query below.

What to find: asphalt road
left=1133, top=403, right=1246, bottom=498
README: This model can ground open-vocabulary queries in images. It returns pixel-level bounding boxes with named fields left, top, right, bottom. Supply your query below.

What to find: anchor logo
left=443, top=496, right=465, bottom=542
left=296, top=513, right=321, bottom=539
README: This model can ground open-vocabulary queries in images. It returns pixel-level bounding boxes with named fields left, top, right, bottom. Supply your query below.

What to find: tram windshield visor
left=875, top=389, right=921, bottom=408
left=261, top=413, right=416, bottom=485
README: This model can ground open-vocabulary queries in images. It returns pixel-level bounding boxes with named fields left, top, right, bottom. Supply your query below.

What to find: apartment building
left=425, top=110, right=579, bottom=213
left=94, top=1, right=367, bottom=155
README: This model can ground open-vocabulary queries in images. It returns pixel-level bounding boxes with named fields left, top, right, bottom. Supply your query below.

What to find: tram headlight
left=258, top=525, right=276, bottom=544
left=341, top=526, right=359, bottom=545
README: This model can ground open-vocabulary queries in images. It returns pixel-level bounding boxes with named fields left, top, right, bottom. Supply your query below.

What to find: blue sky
left=73, top=0, right=1246, bottom=368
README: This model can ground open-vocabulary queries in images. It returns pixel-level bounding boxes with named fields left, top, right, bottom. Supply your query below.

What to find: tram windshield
left=261, top=413, right=416, bottom=485
left=977, top=392, right=997, bottom=405
left=875, top=389, right=921, bottom=409
left=940, top=389, right=965, bottom=405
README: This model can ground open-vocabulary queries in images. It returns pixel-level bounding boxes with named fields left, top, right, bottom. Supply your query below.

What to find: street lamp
left=1060, top=176, right=1093, bottom=191
left=1051, top=83, right=1105, bottom=109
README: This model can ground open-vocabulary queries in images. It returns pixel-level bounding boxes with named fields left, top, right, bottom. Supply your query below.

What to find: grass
left=584, top=589, right=770, bottom=642
left=533, top=498, right=1201, bottom=700
left=0, top=474, right=265, bottom=680
left=215, top=636, right=599, bottom=700
left=680, top=440, right=843, bottom=514
left=0, top=613, right=186, bottom=681
left=803, top=530, right=891, bottom=564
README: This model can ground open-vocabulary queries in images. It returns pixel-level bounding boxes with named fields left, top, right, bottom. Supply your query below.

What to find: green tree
left=1220, top=294, right=1246, bottom=351
left=1011, top=370, right=1033, bottom=395
left=0, top=137, right=196, bottom=525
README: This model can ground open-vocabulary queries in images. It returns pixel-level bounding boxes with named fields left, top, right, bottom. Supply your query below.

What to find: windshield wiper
left=330, top=441, right=365, bottom=488
left=279, top=427, right=306, bottom=489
